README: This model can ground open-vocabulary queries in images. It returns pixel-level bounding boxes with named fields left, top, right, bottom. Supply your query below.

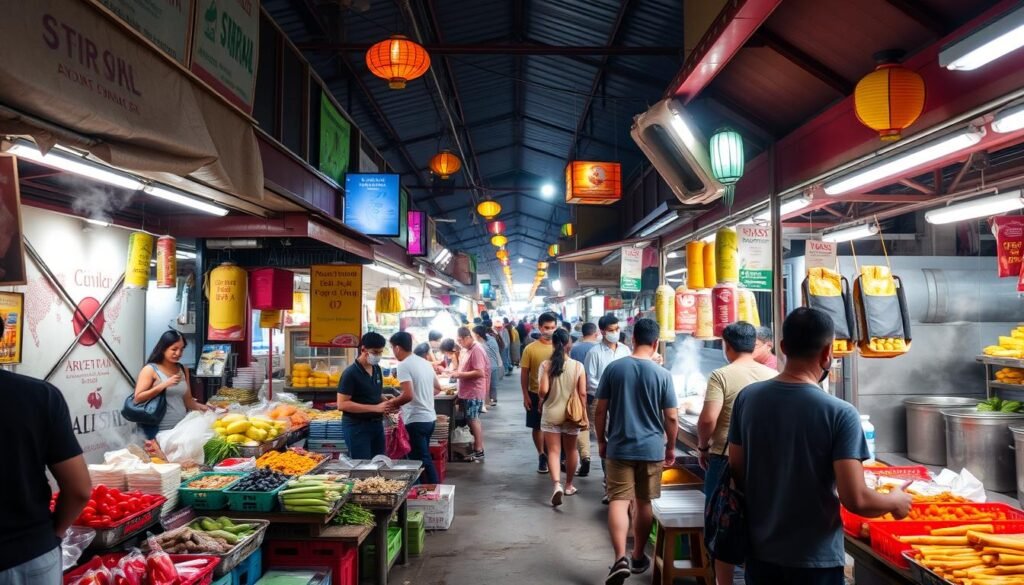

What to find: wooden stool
left=651, top=489, right=714, bottom=585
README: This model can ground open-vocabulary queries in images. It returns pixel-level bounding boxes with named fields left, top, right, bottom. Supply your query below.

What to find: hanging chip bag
left=992, top=216, right=1024, bottom=278
left=803, top=268, right=857, bottom=356
left=853, top=265, right=912, bottom=358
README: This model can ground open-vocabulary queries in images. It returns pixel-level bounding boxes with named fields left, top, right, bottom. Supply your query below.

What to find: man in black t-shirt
left=337, top=332, right=395, bottom=459
left=0, top=370, right=90, bottom=584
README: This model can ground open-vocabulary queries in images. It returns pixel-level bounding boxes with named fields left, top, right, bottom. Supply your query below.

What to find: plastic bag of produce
left=61, top=526, right=96, bottom=571
left=853, top=266, right=912, bottom=358
left=73, top=565, right=113, bottom=585
left=156, top=411, right=217, bottom=465
left=115, top=550, right=146, bottom=585
left=145, top=536, right=180, bottom=585
left=803, top=267, right=857, bottom=356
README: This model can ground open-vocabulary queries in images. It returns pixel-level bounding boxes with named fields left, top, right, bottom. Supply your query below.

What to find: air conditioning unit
left=631, top=98, right=724, bottom=204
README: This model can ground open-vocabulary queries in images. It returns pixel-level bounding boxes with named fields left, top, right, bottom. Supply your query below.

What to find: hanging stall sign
left=480, top=279, right=493, bottom=299
left=99, top=0, right=193, bottom=64
left=207, top=262, right=247, bottom=340
left=565, top=161, right=622, bottom=205
left=392, top=189, right=409, bottom=249
left=738, top=225, right=772, bottom=291
left=124, top=232, right=154, bottom=289
left=285, top=291, right=310, bottom=327
left=190, top=0, right=259, bottom=112
left=805, top=240, right=838, bottom=272
left=993, top=216, right=1024, bottom=278
left=408, top=211, right=427, bottom=256
left=309, top=264, right=363, bottom=347
left=343, top=174, right=401, bottom=237
left=259, top=310, right=283, bottom=330
left=156, top=236, right=177, bottom=288
left=0, top=291, right=24, bottom=364
left=319, top=93, right=352, bottom=185
left=605, top=296, right=624, bottom=310
left=427, top=217, right=440, bottom=260
left=620, top=246, right=643, bottom=292
left=0, top=155, right=25, bottom=286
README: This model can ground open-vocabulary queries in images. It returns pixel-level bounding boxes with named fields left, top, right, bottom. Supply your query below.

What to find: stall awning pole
left=770, top=145, right=784, bottom=363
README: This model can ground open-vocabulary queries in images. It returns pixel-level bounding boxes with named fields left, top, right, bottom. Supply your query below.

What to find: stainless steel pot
left=1011, top=425, right=1024, bottom=504
left=904, top=397, right=979, bottom=465
left=943, top=408, right=1024, bottom=492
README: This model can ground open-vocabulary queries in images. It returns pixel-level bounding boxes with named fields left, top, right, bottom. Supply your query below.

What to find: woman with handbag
left=130, top=330, right=210, bottom=439
left=538, top=328, right=588, bottom=507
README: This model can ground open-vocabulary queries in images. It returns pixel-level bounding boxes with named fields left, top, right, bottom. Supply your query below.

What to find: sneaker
left=578, top=458, right=591, bottom=477
left=630, top=554, right=651, bottom=575
left=537, top=454, right=549, bottom=474
left=470, top=450, right=485, bottom=462
left=605, top=557, right=630, bottom=585
left=551, top=483, right=564, bottom=507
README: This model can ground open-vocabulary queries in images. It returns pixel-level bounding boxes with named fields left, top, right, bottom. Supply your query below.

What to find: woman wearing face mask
left=133, top=330, right=211, bottom=439
left=337, top=332, right=395, bottom=459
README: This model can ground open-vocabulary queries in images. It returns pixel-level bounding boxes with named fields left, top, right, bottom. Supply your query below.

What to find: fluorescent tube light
left=176, top=250, right=197, bottom=260
left=666, top=277, right=684, bottom=283
left=821, top=223, right=879, bottom=243
left=925, top=190, right=1024, bottom=224
left=84, top=218, right=111, bottom=227
left=665, top=267, right=687, bottom=276
left=9, top=143, right=144, bottom=191
left=702, top=234, right=716, bottom=243
left=667, top=251, right=679, bottom=259
left=670, top=112, right=698, bottom=146
left=823, top=129, right=984, bottom=195
left=754, top=196, right=813, bottom=222
left=639, top=211, right=679, bottom=237
left=145, top=186, right=228, bottom=216
left=939, top=4, right=1024, bottom=71
left=993, top=103, right=1024, bottom=133
left=366, top=263, right=406, bottom=278
left=425, top=279, right=445, bottom=289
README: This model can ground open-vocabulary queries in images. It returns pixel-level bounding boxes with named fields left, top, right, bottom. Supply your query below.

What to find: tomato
left=94, top=485, right=108, bottom=497
left=87, top=499, right=97, bottom=509
left=82, top=506, right=97, bottom=516
left=99, top=515, right=112, bottom=524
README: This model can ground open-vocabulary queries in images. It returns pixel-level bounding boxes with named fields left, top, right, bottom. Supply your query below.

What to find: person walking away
left=509, top=319, right=522, bottom=367
left=0, top=370, right=90, bottom=585
left=538, top=329, right=588, bottom=506
left=729, top=308, right=911, bottom=585
left=132, top=329, right=212, bottom=439
left=585, top=314, right=632, bottom=500
left=753, top=326, right=779, bottom=370
left=569, top=322, right=600, bottom=477
left=499, top=319, right=513, bottom=375
left=596, top=318, right=678, bottom=585
left=696, top=321, right=777, bottom=585
left=337, top=333, right=394, bottom=459
left=521, top=312, right=559, bottom=473
left=475, top=325, right=502, bottom=410
left=452, top=327, right=489, bottom=461
left=389, top=332, right=443, bottom=484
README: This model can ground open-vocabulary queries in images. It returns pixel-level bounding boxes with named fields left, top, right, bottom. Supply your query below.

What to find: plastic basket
left=903, top=552, right=953, bottom=585
left=843, top=502, right=1024, bottom=540
left=229, top=547, right=262, bottom=585
left=871, top=518, right=1024, bottom=568
left=863, top=465, right=931, bottom=480
left=63, top=554, right=219, bottom=585
left=179, top=472, right=247, bottom=511
left=80, top=495, right=167, bottom=549
left=264, top=539, right=358, bottom=585
left=179, top=519, right=269, bottom=578
left=224, top=482, right=286, bottom=512
left=361, top=526, right=403, bottom=577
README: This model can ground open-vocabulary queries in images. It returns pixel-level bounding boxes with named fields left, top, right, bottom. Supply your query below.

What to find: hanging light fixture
left=560, top=223, right=574, bottom=237
left=548, top=244, right=560, bottom=257
left=365, top=35, right=431, bottom=89
left=499, top=257, right=510, bottom=267
left=854, top=50, right=925, bottom=142
left=487, top=220, right=506, bottom=235
left=477, top=200, right=501, bottom=219
left=537, top=270, right=548, bottom=279
left=709, top=127, right=745, bottom=208
left=496, top=249, right=509, bottom=261
left=429, top=149, right=461, bottom=179
left=538, top=261, right=549, bottom=270
left=491, top=234, right=508, bottom=247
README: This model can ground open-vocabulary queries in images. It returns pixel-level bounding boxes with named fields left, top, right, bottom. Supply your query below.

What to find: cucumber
left=223, top=523, right=253, bottom=534
left=283, top=498, right=330, bottom=507
left=200, top=518, right=221, bottom=532
left=287, top=505, right=331, bottom=513
left=280, top=487, right=327, bottom=496
left=206, top=529, right=239, bottom=544
left=215, top=516, right=236, bottom=529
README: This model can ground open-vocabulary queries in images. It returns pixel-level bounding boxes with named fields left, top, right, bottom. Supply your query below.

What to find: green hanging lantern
left=560, top=223, right=574, bottom=238
left=709, top=127, right=745, bottom=209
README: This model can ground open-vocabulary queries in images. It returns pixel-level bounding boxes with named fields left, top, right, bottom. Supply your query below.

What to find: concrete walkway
left=390, top=370, right=619, bottom=585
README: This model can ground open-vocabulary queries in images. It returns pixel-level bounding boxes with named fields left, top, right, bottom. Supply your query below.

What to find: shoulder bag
left=564, top=362, right=588, bottom=429
left=704, top=443, right=748, bottom=565
left=121, top=365, right=168, bottom=426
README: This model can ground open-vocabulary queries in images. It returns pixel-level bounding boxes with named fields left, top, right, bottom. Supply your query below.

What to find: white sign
left=738, top=225, right=772, bottom=291
left=190, top=0, right=259, bottom=112
left=10, top=207, right=145, bottom=462
left=805, top=240, right=838, bottom=272
left=100, top=0, right=193, bottom=64
left=620, top=247, right=643, bottom=292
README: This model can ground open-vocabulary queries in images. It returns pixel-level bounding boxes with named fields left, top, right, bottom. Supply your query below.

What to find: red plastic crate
left=863, top=465, right=931, bottom=480
left=433, top=456, right=447, bottom=483
left=429, top=443, right=448, bottom=461
left=842, top=502, right=1024, bottom=540
left=870, top=519, right=1024, bottom=568
left=64, top=554, right=219, bottom=585
left=264, top=539, right=357, bottom=585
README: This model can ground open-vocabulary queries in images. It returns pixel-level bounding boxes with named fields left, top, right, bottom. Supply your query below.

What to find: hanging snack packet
left=992, top=216, right=1024, bottom=278
left=853, top=266, right=912, bottom=358
left=803, top=267, right=857, bottom=356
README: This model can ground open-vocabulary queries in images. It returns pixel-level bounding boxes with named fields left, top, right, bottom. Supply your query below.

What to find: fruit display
left=982, top=326, right=1024, bottom=358
left=977, top=397, right=1024, bottom=413
left=256, top=448, right=326, bottom=475
left=279, top=475, right=351, bottom=514
left=186, top=475, right=241, bottom=490
left=867, top=337, right=908, bottom=353
left=352, top=477, right=406, bottom=494
left=211, top=413, right=287, bottom=445
left=383, top=373, right=400, bottom=389
left=59, top=485, right=165, bottom=528
left=228, top=469, right=291, bottom=492
left=995, top=367, right=1024, bottom=385
left=147, top=517, right=256, bottom=554
left=306, top=409, right=342, bottom=421
left=834, top=339, right=852, bottom=354
left=267, top=404, right=311, bottom=428
left=904, top=526, right=1024, bottom=583
left=375, top=286, right=404, bottom=314
left=290, top=364, right=339, bottom=389
left=873, top=504, right=1015, bottom=524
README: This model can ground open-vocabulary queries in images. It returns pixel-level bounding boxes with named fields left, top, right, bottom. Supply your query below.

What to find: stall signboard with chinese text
left=0, top=292, right=23, bottom=364
left=319, top=93, right=351, bottom=185
left=565, top=161, right=622, bottom=205
left=738, top=225, right=772, bottom=291
left=620, top=247, right=643, bottom=292
left=100, top=0, right=193, bottom=64
left=805, top=240, right=838, bottom=273
left=0, top=155, right=25, bottom=286
left=408, top=211, right=426, bottom=256
left=190, top=0, right=259, bottom=112
left=343, top=174, right=400, bottom=237
left=309, top=264, right=363, bottom=347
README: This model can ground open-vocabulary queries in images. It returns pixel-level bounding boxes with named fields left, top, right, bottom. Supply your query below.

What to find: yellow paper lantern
left=561, top=223, right=574, bottom=237
left=854, top=54, right=925, bottom=142
left=477, top=200, right=501, bottom=219
left=538, top=261, right=549, bottom=270
left=496, top=249, right=509, bottom=261
left=537, top=270, right=548, bottom=278
left=491, top=234, right=508, bottom=247
left=429, top=150, right=461, bottom=179
left=207, top=262, right=248, bottom=341
left=548, top=244, right=559, bottom=257
left=366, top=35, right=430, bottom=90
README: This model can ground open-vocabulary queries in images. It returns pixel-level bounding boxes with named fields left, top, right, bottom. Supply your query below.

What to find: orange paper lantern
left=496, top=249, right=509, bottom=261
left=538, top=261, right=549, bottom=270
left=477, top=200, right=501, bottom=219
left=430, top=150, right=461, bottom=179
left=548, top=244, right=559, bottom=257
left=565, top=161, right=622, bottom=205
left=366, top=35, right=430, bottom=90
left=854, top=54, right=925, bottom=142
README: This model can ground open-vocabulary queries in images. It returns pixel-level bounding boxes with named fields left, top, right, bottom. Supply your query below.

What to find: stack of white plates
left=232, top=365, right=266, bottom=391
left=126, top=463, right=181, bottom=515
left=88, top=464, right=128, bottom=491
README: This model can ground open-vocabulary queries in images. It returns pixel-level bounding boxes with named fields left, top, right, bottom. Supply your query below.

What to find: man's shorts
left=525, top=392, right=541, bottom=430
left=605, top=459, right=664, bottom=502
left=460, top=398, right=484, bottom=420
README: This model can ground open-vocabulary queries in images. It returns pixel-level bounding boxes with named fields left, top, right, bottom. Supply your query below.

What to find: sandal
left=565, top=486, right=578, bottom=496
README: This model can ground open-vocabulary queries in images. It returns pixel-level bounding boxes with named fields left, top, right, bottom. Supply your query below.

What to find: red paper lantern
left=487, top=221, right=506, bottom=235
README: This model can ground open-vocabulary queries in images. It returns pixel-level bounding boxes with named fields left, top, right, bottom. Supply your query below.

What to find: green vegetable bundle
left=279, top=475, right=351, bottom=514
left=977, top=397, right=1024, bottom=413
left=203, top=437, right=240, bottom=466
left=333, top=503, right=375, bottom=526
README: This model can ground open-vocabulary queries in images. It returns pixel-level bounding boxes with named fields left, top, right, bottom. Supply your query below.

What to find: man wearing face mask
left=585, top=315, right=632, bottom=497
left=520, top=312, right=559, bottom=473
left=337, top=333, right=394, bottom=459
left=728, top=308, right=911, bottom=584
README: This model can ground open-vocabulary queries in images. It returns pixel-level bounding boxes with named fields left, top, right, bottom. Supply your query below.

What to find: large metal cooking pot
left=905, top=397, right=979, bottom=465
left=943, top=408, right=1024, bottom=492
left=1010, top=426, right=1024, bottom=504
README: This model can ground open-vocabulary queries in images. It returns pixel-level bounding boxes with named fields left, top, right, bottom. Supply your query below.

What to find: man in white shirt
left=390, top=332, right=444, bottom=483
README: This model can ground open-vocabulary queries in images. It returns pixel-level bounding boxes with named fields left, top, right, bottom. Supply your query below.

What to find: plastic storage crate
left=225, top=483, right=286, bottom=512
left=843, top=501, right=1024, bottom=540
left=360, top=526, right=403, bottom=578
left=870, top=518, right=1024, bottom=568
left=63, top=554, right=219, bottom=585
left=230, top=547, right=262, bottom=585
left=263, top=539, right=357, bottom=585
left=392, top=510, right=425, bottom=555
left=256, top=569, right=332, bottom=585
left=179, top=472, right=247, bottom=511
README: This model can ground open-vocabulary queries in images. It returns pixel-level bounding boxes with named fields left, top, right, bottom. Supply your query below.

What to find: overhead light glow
left=517, top=257, right=524, bottom=264
left=821, top=223, right=879, bottom=243
left=9, top=143, right=144, bottom=191
left=939, top=5, right=1024, bottom=71
left=823, top=129, right=983, bottom=195
left=665, top=267, right=687, bottom=276
left=925, top=190, right=1024, bottom=224
left=993, top=103, right=1024, bottom=134
left=754, top=196, right=813, bottom=222
left=176, top=250, right=197, bottom=260
left=540, top=183, right=556, bottom=198
left=551, top=279, right=563, bottom=293
left=84, top=218, right=111, bottom=227
left=667, top=251, right=679, bottom=259
left=670, top=112, right=698, bottom=146
left=366, top=263, right=405, bottom=278
left=145, top=186, right=229, bottom=216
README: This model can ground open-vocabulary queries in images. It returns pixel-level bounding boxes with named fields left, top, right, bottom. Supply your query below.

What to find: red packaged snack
left=74, top=565, right=112, bottom=585
left=992, top=216, right=1024, bottom=277
left=145, top=537, right=180, bottom=585
left=116, top=550, right=146, bottom=585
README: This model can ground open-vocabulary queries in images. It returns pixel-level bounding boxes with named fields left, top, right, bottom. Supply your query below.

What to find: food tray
left=871, top=517, right=1024, bottom=568
left=63, top=554, right=219, bottom=585
left=256, top=450, right=329, bottom=476
left=179, top=472, right=247, bottom=511
left=276, top=483, right=352, bottom=516
left=236, top=434, right=288, bottom=458
left=224, top=482, right=287, bottom=512
left=904, top=552, right=954, bottom=585
left=79, top=495, right=167, bottom=549
left=180, top=518, right=270, bottom=578
left=844, top=502, right=1024, bottom=541
left=349, top=482, right=409, bottom=509
left=863, top=465, right=931, bottom=480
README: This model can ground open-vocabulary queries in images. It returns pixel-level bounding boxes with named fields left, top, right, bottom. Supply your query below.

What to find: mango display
left=805, top=267, right=857, bottom=356
left=737, top=288, right=760, bottom=327
left=375, top=287, right=404, bottom=314
left=290, top=363, right=339, bottom=388
left=853, top=265, right=910, bottom=358
left=995, top=367, right=1024, bottom=385
left=981, top=325, right=1024, bottom=359
left=211, top=414, right=286, bottom=446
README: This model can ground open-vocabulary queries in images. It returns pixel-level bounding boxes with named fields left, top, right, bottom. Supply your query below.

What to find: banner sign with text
left=319, top=93, right=351, bottom=185
left=100, top=0, right=193, bottom=64
left=738, top=225, right=772, bottom=291
left=620, top=246, right=643, bottom=292
left=805, top=240, right=838, bottom=273
left=190, top=0, right=258, bottom=112
left=309, top=264, right=363, bottom=347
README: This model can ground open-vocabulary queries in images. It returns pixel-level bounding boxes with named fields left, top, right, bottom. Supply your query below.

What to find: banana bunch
left=995, top=367, right=1024, bottom=385
left=977, top=397, right=1023, bottom=413
left=375, top=287, right=404, bottom=314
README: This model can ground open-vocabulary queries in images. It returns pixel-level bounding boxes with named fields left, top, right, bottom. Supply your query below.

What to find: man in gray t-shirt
left=596, top=319, right=677, bottom=585
left=728, top=308, right=910, bottom=584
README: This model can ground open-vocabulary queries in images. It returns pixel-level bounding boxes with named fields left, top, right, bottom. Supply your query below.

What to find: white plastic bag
left=61, top=526, right=96, bottom=570
left=932, top=468, right=987, bottom=502
left=156, top=411, right=217, bottom=465
left=451, top=426, right=473, bottom=445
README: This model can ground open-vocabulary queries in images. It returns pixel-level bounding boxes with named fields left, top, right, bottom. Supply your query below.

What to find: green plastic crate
left=391, top=511, right=425, bottom=556
left=360, top=526, right=402, bottom=577
left=179, top=472, right=246, bottom=511
left=224, top=482, right=286, bottom=512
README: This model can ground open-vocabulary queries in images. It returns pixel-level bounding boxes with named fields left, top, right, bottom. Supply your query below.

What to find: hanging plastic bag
left=386, top=414, right=411, bottom=460
left=156, top=410, right=217, bottom=465
left=61, top=526, right=97, bottom=571
left=451, top=426, right=474, bottom=445
left=145, top=536, right=180, bottom=585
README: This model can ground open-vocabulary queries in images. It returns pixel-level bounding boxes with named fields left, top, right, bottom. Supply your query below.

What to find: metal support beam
left=523, top=115, right=619, bottom=150
left=885, top=0, right=951, bottom=37
left=384, top=113, right=516, bottom=149
left=898, top=178, right=935, bottom=195
left=522, top=143, right=566, bottom=161
left=296, top=42, right=682, bottom=56
left=701, top=93, right=776, bottom=147
left=751, top=30, right=854, bottom=95
left=513, top=0, right=526, bottom=191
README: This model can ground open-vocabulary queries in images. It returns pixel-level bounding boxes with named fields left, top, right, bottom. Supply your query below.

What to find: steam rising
left=58, top=176, right=136, bottom=223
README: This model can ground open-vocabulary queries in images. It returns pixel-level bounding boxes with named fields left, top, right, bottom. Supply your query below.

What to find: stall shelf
left=978, top=355, right=1024, bottom=399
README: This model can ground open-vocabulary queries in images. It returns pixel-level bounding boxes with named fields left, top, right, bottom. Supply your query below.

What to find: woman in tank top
left=538, top=328, right=588, bottom=506
left=132, top=330, right=210, bottom=439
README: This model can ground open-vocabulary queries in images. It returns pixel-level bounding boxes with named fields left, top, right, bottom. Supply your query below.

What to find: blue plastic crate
left=232, top=548, right=262, bottom=585
left=212, top=574, right=231, bottom=585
